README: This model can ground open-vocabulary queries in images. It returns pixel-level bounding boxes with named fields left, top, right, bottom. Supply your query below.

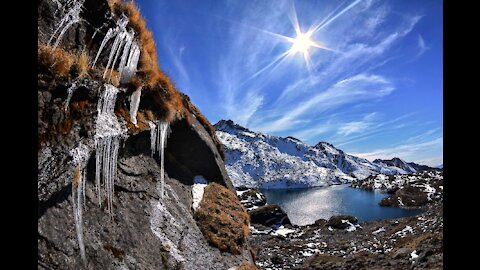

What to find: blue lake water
left=261, top=184, right=423, bottom=226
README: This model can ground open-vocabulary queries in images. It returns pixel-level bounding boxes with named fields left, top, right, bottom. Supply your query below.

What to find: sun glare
left=290, top=32, right=314, bottom=54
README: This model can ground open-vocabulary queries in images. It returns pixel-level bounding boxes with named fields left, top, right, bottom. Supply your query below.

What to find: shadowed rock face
left=38, top=0, right=252, bottom=268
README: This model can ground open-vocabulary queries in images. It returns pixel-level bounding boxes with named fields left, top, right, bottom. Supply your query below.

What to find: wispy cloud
left=416, top=34, right=429, bottom=57
left=162, top=38, right=190, bottom=84
left=337, top=112, right=377, bottom=136
left=254, top=74, right=394, bottom=133
left=351, top=137, right=443, bottom=164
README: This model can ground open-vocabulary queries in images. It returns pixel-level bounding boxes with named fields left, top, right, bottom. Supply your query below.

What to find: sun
left=290, top=32, right=314, bottom=54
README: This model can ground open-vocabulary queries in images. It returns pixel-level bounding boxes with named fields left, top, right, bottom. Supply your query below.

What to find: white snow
left=236, top=190, right=248, bottom=196
left=274, top=226, right=295, bottom=237
left=394, top=225, right=414, bottom=238
left=129, top=87, right=141, bottom=127
left=342, top=220, right=357, bottom=232
left=372, top=227, right=386, bottom=235
left=192, top=176, right=208, bottom=211
left=410, top=250, right=419, bottom=262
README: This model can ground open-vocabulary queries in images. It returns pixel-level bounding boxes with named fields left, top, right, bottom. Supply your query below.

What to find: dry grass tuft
left=75, top=51, right=90, bottom=78
left=38, top=45, right=74, bottom=77
left=57, top=117, right=73, bottom=135
left=194, top=183, right=250, bottom=254
left=115, top=104, right=148, bottom=133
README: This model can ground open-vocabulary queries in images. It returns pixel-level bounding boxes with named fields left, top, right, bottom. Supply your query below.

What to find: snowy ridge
left=214, top=120, right=432, bottom=189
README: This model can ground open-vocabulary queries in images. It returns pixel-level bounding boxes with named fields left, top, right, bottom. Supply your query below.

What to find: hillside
left=215, top=120, right=435, bottom=188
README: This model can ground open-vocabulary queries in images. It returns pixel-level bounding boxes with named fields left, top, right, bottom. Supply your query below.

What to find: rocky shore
left=237, top=170, right=443, bottom=269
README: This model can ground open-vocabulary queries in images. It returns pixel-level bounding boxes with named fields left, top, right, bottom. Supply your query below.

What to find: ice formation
left=149, top=121, right=170, bottom=199
left=64, top=81, right=86, bottom=111
left=91, top=14, right=141, bottom=83
left=95, top=84, right=125, bottom=215
left=48, top=0, right=84, bottom=49
left=129, top=87, right=142, bottom=127
left=70, top=142, right=91, bottom=265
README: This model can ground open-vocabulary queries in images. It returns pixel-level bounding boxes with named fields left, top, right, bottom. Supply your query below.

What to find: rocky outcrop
left=352, top=171, right=443, bottom=209
left=38, top=0, right=253, bottom=268
left=249, top=204, right=291, bottom=227
left=326, top=215, right=358, bottom=230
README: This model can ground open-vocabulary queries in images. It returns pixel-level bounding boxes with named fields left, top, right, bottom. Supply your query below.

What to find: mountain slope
left=214, top=120, right=416, bottom=188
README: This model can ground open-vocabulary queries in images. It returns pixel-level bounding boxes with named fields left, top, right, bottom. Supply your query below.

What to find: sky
left=136, top=0, right=443, bottom=167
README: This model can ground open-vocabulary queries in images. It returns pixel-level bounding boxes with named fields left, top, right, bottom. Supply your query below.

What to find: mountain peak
left=214, top=119, right=250, bottom=132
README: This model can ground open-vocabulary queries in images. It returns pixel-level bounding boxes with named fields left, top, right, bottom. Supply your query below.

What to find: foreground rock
left=249, top=203, right=442, bottom=270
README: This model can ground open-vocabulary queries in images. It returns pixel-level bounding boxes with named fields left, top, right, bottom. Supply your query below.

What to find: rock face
left=38, top=0, right=253, bottom=268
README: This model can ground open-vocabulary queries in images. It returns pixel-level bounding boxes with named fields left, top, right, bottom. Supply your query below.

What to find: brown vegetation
left=194, top=183, right=250, bottom=254
left=38, top=45, right=74, bottom=77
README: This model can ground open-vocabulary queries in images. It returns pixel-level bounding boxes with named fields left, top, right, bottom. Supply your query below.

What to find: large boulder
left=249, top=204, right=291, bottom=227
left=326, top=215, right=358, bottom=229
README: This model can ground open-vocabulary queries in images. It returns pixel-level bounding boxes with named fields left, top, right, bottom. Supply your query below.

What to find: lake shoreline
left=237, top=170, right=443, bottom=269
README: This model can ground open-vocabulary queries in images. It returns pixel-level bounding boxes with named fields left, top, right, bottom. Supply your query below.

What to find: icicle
left=48, top=0, right=85, bottom=49
left=64, top=82, right=77, bottom=111
left=72, top=166, right=86, bottom=265
left=64, top=82, right=85, bottom=112
left=129, top=87, right=142, bottom=127
left=70, top=142, right=91, bottom=265
left=120, top=41, right=140, bottom=83
left=90, top=14, right=140, bottom=83
left=148, top=121, right=157, bottom=157
left=159, top=122, right=169, bottom=199
left=94, top=84, right=125, bottom=215
left=91, top=28, right=114, bottom=68
left=148, top=120, right=170, bottom=198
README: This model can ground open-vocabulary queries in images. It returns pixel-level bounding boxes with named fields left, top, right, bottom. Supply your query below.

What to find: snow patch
left=192, top=176, right=208, bottom=211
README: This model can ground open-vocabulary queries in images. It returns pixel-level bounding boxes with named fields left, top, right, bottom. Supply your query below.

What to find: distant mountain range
left=214, top=120, right=438, bottom=189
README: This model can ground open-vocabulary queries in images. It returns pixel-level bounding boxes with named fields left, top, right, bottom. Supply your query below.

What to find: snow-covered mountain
left=214, top=120, right=426, bottom=189
left=372, top=158, right=417, bottom=174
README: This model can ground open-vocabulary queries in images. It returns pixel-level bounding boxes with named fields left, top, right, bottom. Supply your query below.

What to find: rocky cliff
left=38, top=0, right=254, bottom=269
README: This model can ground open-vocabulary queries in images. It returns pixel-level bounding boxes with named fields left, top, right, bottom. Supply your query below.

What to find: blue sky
left=136, top=0, right=443, bottom=166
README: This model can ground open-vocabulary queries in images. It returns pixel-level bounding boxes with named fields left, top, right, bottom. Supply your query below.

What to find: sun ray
left=287, top=0, right=302, bottom=36
left=309, top=0, right=347, bottom=34
left=240, top=50, right=291, bottom=86
left=311, top=0, right=362, bottom=34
